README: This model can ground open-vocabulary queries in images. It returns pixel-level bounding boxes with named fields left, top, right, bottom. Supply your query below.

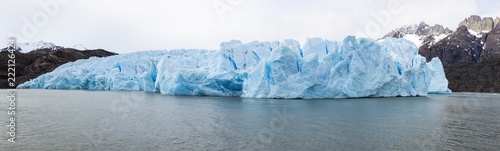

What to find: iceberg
left=427, top=57, right=452, bottom=94
left=18, top=36, right=452, bottom=98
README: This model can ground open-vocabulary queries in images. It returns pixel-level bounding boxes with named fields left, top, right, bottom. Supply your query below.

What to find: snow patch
left=402, top=34, right=422, bottom=47
left=433, top=34, right=448, bottom=44
left=468, top=29, right=483, bottom=38
left=16, top=41, right=62, bottom=52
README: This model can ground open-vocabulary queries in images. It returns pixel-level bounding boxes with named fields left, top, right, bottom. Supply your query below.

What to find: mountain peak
left=18, top=41, right=63, bottom=51
left=458, top=15, right=498, bottom=34
left=1, top=41, right=92, bottom=52
left=383, top=22, right=452, bottom=39
left=72, top=44, right=88, bottom=50
left=382, top=22, right=452, bottom=48
left=0, top=41, right=62, bottom=52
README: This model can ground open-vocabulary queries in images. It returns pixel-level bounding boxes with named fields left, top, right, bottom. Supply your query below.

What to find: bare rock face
left=482, top=17, right=495, bottom=32
left=480, top=25, right=500, bottom=62
left=494, top=17, right=500, bottom=28
left=459, top=15, right=496, bottom=33
left=427, top=24, right=452, bottom=35
left=0, top=48, right=117, bottom=88
left=459, top=15, right=482, bottom=32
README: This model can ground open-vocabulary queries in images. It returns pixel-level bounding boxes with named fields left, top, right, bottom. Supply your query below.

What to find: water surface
left=1, top=90, right=499, bottom=150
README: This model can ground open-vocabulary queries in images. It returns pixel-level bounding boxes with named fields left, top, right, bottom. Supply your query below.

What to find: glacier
left=18, top=36, right=452, bottom=98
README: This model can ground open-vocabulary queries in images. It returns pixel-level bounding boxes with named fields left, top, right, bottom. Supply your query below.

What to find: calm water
left=1, top=90, right=500, bottom=150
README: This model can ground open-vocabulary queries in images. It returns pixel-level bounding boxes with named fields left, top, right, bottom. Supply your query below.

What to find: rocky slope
left=0, top=46, right=117, bottom=88
left=480, top=22, right=500, bottom=62
left=445, top=59, right=500, bottom=92
left=419, top=15, right=500, bottom=65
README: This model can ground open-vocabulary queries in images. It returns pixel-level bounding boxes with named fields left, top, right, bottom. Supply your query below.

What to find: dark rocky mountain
left=480, top=23, right=500, bottom=62
left=418, top=15, right=500, bottom=65
left=0, top=48, right=117, bottom=88
left=385, top=15, right=500, bottom=92
left=419, top=26, right=483, bottom=65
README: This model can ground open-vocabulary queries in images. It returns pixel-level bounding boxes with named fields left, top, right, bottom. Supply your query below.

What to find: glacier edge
left=18, top=36, right=452, bottom=98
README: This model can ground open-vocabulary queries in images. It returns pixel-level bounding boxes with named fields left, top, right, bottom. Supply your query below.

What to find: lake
left=1, top=90, right=499, bottom=150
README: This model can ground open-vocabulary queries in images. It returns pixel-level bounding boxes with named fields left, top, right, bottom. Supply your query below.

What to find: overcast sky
left=1, top=0, right=499, bottom=53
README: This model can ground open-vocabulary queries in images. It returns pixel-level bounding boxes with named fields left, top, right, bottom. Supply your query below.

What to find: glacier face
left=18, top=36, right=452, bottom=98
left=427, top=58, right=452, bottom=94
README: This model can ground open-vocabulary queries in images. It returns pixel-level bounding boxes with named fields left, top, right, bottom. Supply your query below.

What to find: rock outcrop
left=458, top=15, right=497, bottom=33
left=495, top=17, right=500, bottom=27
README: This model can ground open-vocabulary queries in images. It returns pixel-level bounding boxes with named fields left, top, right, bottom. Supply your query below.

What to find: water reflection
left=439, top=94, right=500, bottom=150
left=0, top=90, right=499, bottom=150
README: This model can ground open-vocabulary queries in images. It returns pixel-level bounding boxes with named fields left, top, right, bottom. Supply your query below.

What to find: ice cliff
left=18, top=36, right=452, bottom=98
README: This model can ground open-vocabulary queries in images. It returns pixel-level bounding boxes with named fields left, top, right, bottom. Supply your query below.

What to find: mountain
left=72, top=44, right=88, bottom=50
left=384, top=15, right=500, bottom=92
left=382, top=22, right=452, bottom=47
left=420, top=26, right=483, bottom=65
left=0, top=41, right=93, bottom=52
left=0, top=44, right=117, bottom=89
left=419, top=15, right=500, bottom=65
left=0, top=41, right=62, bottom=52
left=17, top=37, right=451, bottom=98
left=394, top=15, right=500, bottom=65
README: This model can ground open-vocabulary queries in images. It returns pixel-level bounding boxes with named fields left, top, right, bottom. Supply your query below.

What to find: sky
left=1, top=0, right=499, bottom=53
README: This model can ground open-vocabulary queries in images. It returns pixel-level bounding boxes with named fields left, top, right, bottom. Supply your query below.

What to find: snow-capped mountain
left=0, top=41, right=63, bottom=52
left=1, top=41, right=90, bottom=52
left=384, top=15, right=500, bottom=64
left=384, top=15, right=500, bottom=93
left=19, top=41, right=64, bottom=51
left=383, top=22, right=452, bottom=47
left=419, top=15, right=500, bottom=64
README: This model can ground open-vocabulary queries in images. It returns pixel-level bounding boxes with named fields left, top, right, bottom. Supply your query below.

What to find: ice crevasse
left=18, top=36, right=452, bottom=98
